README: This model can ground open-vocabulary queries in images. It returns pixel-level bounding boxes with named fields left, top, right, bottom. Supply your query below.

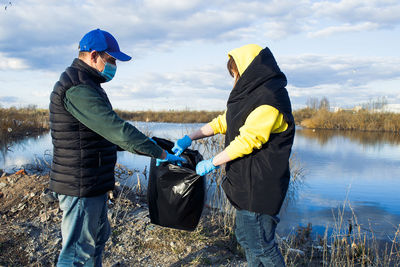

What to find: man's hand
left=156, top=150, right=187, bottom=166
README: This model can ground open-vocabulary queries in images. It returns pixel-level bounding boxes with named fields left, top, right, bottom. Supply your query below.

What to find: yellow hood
left=228, top=44, right=263, bottom=76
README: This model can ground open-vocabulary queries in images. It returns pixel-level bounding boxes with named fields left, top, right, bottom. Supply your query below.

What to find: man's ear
left=90, top=50, right=99, bottom=63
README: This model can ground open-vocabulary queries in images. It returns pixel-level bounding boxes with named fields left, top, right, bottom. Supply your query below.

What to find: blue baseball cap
left=79, top=29, right=132, bottom=61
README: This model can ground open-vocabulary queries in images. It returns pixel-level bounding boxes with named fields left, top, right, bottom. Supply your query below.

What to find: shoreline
left=1, top=107, right=400, bottom=136
left=293, top=108, right=400, bottom=133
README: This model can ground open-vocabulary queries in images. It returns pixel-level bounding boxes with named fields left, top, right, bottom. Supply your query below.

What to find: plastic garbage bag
left=147, top=137, right=205, bottom=231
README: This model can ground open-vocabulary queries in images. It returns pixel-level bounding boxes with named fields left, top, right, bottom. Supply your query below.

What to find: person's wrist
left=187, top=133, right=195, bottom=142
left=211, top=157, right=219, bottom=168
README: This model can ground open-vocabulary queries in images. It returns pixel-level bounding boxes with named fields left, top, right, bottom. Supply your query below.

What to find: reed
left=115, top=109, right=223, bottom=123
left=294, top=108, right=400, bottom=133
left=293, top=107, right=318, bottom=124
left=0, top=106, right=49, bottom=139
left=280, top=201, right=400, bottom=266
left=0, top=107, right=222, bottom=140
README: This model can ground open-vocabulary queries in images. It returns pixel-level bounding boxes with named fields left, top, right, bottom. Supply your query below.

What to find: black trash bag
left=147, top=137, right=205, bottom=231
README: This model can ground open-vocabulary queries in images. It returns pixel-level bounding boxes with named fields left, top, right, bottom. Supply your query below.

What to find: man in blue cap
left=49, top=29, right=184, bottom=266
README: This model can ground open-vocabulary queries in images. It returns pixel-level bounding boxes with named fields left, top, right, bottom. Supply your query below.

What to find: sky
left=0, top=0, right=400, bottom=111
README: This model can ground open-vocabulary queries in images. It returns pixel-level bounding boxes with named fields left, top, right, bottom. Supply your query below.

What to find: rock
left=17, top=203, right=26, bottom=210
left=1, top=172, right=6, bottom=178
left=11, top=203, right=27, bottom=213
left=40, top=208, right=59, bottom=222
left=7, top=176, right=15, bottom=185
left=0, top=192, right=3, bottom=198
left=40, top=189, right=57, bottom=205
left=40, top=212, right=50, bottom=222
left=0, top=182, right=6, bottom=190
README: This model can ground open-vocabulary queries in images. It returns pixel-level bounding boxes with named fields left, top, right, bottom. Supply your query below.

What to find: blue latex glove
left=196, top=158, right=219, bottom=176
left=156, top=151, right=187, bottom=167
left=172, top=135, right=192, bottom=156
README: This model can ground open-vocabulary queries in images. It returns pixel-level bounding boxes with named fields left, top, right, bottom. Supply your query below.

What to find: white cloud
left=308, top=22, right=379, bottom=37
left=106, top=64, right=232, bottom=110
left=0, top=0, right=313, bottom=69
left=1, top=0, right=400, bottom=110
left=1, top=0, right=400, bottom=69
left=0, top=53, right=28, bottom=70
left=313, top=0, right=400, bottom=25
left=281, top=55, right=400, bottom=88
left=310, top=0, right=400, bottom=36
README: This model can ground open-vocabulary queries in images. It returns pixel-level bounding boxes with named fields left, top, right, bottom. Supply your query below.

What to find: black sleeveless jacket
left=49, top=59, right=117, bottom=197
left=223, top=48, right=295, bottom=215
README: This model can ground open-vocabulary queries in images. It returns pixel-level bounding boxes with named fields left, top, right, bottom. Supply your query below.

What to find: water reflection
left=297, top=128, right=400, bottom=146
left=287, top=127, right=400, bottom=240
left=279, top=199, right=400, bottom=240
left=0, top=133, right=52, bottom=172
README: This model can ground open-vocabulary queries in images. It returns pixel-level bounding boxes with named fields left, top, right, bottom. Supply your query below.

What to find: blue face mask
left=99, top=57, right=117, bottom=82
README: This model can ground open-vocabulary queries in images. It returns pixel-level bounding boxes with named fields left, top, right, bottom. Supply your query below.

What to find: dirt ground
left=0, top=171, right=247, bottom=267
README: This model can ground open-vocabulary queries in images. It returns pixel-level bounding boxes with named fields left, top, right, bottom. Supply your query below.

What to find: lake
left=1, top=122, right=399, bottom=241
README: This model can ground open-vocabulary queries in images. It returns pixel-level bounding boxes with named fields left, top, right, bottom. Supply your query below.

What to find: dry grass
left=293, top=107, right=318, bottom=124
left=0, top=106, right=49, bottom=139
left=297, top=128, right=400, bottom=146
left=280, top=201, right=400, bottom=267
left=295, top=108, right=400, bottom=133
left=0, top=107, right=222, bottom=142
left=115, top=109, right=223, bottom=123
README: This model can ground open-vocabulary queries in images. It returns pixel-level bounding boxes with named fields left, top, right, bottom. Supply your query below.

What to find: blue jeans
left=235, top=209, right=285, bottom=267
left=54, top=193, right=110, bottom=267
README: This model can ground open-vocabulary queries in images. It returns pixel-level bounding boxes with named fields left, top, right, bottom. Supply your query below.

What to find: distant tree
left=374, top=96, right=387, bottom=110
left=361, top=96, right=388, bottom=111
left=306, top=97, right=319, bottom=110
left=319, top=97, right=330, bottom=110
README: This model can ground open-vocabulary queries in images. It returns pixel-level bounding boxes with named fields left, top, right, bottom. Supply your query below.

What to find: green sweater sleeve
left=64, top=85, right=163, bottom=158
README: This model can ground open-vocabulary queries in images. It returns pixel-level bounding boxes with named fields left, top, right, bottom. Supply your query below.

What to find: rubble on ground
left=0, top=171, right=246, bottom=267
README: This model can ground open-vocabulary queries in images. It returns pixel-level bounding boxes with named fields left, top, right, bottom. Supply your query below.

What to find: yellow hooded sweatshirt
left=209, top=44, right=288, bottom=160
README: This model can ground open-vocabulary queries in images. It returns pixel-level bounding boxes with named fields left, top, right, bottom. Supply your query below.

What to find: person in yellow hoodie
left=173, top=44, right=295, bottom=266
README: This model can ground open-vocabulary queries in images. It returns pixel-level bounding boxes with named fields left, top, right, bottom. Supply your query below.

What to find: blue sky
left=1, top=0, right=399, bottom=111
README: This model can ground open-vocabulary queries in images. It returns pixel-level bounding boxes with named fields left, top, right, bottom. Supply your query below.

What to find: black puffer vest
left=223, top=48, right=295, bottom=216
left=49, top=59, right=117, bottom=197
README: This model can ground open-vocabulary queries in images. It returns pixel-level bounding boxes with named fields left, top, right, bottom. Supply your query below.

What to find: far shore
left=1, top=107, right=400, bottom=141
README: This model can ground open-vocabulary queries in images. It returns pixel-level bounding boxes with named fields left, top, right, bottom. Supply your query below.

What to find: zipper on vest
left=98, top=152, right=102, bottom=167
